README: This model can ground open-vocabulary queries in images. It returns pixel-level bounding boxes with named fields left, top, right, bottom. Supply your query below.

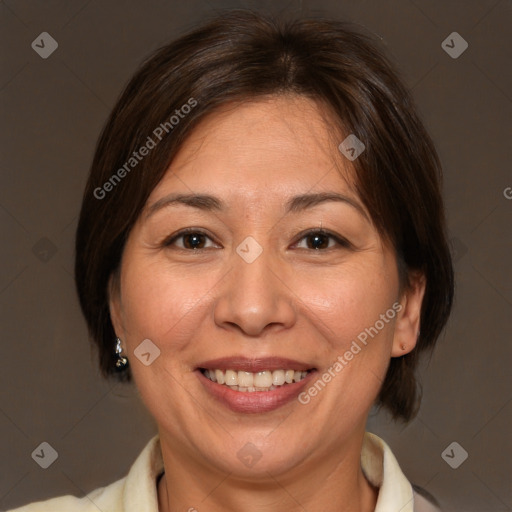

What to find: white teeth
left=202, top=368, right=310, bottom=391
left=238, top=371, right=253, bottom=388
left=272, top=369, right=285, bottom=386
left=225, top=370, right=238, bottom=386
left=253, top=371, right=273, bottom=388
left=293, top=371, right=303, bottom=383
left=215, top=369, right=225, bottom=385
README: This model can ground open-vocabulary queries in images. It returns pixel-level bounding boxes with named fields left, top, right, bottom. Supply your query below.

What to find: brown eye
left=294, top=229, right=350, bottom=251
left=182, top=233, right=207, bottom=249
left=163, top=229, right=217, bottom=250
left=305, top=232, right=330, bottom=250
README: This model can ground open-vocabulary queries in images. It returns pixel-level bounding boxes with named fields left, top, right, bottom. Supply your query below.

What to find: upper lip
left=197, top=356, right=315, bottom=372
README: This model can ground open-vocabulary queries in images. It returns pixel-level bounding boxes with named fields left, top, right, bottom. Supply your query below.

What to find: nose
left=213, top=246, right=297, bottom=337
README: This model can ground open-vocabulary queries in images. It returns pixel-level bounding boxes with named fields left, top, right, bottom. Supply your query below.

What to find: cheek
left=118, top=262, right=207, bottom=409
left=120, top=260, right=207, bottom=349
left=293, top=259, right=398, bottom=352
left=296, top=261, right=399, bottom=418
left=296, top=271, right=398, bottom=420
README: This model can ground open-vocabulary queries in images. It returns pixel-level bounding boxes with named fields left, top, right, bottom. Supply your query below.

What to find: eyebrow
left=144, top=191, right=369, bottom=221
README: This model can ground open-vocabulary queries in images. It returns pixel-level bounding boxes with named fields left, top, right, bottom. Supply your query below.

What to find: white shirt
left=8, top=432, right=441, bottom=511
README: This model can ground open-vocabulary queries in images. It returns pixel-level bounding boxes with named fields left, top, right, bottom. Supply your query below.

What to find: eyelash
left=162, top=228, right=351, bottom=252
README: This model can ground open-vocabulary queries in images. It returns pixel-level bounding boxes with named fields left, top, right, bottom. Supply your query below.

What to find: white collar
left=120, top=432, right=415, bottom=511
left=361, top=432, right=415, bottom=511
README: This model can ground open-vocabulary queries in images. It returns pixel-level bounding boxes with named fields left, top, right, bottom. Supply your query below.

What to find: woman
left=11, top=10, right=454, bottom=512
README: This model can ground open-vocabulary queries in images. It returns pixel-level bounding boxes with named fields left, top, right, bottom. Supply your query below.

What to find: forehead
left=148, top=95, right=357, bottom=205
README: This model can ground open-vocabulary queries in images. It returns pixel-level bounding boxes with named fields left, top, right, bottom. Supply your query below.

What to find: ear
left=108, top=272, right=125, bottom=338
left=391, top=270, right=426, bottom=357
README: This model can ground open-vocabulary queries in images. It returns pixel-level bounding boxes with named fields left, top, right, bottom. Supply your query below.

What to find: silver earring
left=114, top=337, right=128, bottom=370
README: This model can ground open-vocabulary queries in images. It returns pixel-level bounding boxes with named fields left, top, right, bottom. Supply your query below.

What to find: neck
left=157, top=431, right=378, bottom=512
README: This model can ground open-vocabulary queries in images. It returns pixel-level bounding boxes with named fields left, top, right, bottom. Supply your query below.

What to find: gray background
left=0, top=0, right=510, bottom=510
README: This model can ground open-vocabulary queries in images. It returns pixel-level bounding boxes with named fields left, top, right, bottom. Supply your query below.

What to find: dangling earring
left=114, top=337, right=128, bottom=370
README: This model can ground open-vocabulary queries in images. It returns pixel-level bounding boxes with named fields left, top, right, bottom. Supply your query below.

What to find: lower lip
left=196, top=370, right=317, bottom=413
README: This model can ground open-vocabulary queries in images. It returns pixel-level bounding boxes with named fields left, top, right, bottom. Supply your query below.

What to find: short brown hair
left=75, top=10, right=454, bottom=422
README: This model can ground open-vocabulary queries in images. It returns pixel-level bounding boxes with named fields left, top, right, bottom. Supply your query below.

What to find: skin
left=109, top=95, right=426, bottom=512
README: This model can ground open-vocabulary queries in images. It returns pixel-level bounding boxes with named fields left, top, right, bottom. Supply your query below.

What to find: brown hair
left=75, top=9, right=454, bottom=422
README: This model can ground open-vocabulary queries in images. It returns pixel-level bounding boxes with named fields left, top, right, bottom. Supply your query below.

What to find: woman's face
left=109, top=95, right=422, bottom=478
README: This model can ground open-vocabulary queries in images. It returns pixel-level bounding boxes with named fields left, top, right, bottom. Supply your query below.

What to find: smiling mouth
left=199, top=368, right=312, bottom=392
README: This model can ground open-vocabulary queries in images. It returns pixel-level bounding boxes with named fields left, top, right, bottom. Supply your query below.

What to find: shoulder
left=362, top=432, right=443, bottom=512
left=6, top=434, right=162, bottom=512
left=6, top=478, right=124, bottom=512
